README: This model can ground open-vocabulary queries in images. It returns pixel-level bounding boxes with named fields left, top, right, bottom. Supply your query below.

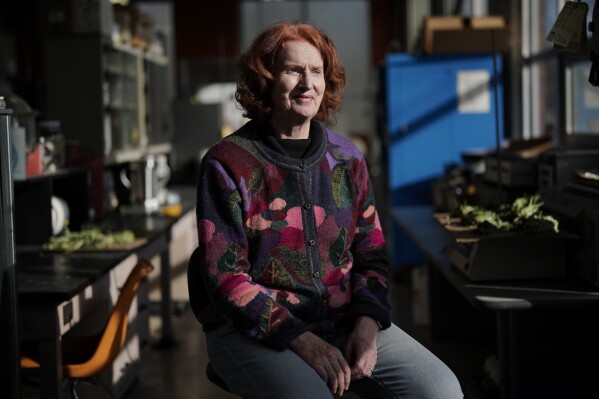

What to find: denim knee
left=416, top=362, right=463, bottom=399
left=370, top=324, right=463, bottom=399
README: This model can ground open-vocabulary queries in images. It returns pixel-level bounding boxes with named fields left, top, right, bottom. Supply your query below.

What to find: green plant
left=44, top=227, right=136, bottom=251
left=457, top=195, right=559, bottom=234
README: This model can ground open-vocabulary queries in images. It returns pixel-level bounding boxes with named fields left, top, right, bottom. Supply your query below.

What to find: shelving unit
left=104, top=41, right=142, bottom=158
left=143, top=52, right=172, bottom=155
left=43, top=36, right=171, bottom=164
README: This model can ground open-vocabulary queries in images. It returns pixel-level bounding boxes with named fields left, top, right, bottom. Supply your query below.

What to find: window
left=565, top=0, right=599, bottom=137
left=522, top=0, right=561, bottom=139
left=524, top=0, right=599, bottom=143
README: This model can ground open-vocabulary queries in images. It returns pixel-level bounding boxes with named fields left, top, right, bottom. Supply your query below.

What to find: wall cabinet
left=43, top=36, right=171, bottom=163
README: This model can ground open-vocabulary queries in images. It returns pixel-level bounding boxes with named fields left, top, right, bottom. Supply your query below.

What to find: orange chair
left=21, top=258, right=154, bottom=398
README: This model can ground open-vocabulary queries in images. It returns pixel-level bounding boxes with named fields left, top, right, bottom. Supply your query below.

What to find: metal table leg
left=158, top=248, right=176, bottom=348
left=39, top=338, right=64, bottom=399
left=497, top=311, right=518, bottom=399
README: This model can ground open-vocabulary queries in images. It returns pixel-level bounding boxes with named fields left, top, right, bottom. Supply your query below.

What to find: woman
left=195, top=21, right=463, bottom=398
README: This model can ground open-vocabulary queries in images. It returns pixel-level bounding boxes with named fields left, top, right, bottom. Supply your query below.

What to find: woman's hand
left=344, top=316, right=379, bottom=380
left=289, top=331, right=351, bottom=396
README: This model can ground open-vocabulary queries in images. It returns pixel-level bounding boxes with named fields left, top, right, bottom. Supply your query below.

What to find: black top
left=275, top=137, right=312, bottom=159
left=262, top=121, right=324, bottom=159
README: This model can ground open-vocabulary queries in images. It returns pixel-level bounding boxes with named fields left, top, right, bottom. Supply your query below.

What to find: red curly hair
left=235, top=21, right=347, bottom=123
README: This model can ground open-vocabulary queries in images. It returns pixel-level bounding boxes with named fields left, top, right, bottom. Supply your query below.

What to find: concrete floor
left=126, top=308, right=237, bottom=399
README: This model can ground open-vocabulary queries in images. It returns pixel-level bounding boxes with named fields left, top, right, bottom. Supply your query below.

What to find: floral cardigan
left=195, top=120, right=391, bottom=350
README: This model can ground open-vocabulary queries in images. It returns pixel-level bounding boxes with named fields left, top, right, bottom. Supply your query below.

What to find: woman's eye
left=283, top=67, right=322, bottom=77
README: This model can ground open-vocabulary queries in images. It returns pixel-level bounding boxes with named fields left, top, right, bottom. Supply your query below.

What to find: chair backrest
left=21, top=258, right=154, bottom=378
left=187, top=247, right=210, bottom=324
left=66, top=258, right=154, bottom=378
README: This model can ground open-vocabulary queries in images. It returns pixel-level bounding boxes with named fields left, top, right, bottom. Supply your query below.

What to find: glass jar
left=39, top=120, right=66, bottom=171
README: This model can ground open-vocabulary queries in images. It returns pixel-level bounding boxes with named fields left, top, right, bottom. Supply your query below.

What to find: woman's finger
left=326, top=352, right=350, bottom=395
left=339, top=356, right=351, bottom=391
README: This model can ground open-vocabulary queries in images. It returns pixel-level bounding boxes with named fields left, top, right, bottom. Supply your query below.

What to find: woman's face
left=271, top=40, right=326, bottom=125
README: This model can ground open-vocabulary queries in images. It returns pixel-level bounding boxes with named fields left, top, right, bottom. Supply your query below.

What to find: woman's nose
left=299, top=72, right=312, bottom=87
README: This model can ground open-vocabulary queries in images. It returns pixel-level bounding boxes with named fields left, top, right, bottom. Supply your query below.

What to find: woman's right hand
left=289, top=331, right=351, bottom=396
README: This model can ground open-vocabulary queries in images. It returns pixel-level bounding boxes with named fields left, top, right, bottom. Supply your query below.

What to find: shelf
left=44, top=35, right=171, bottom=164
left=106, top=103, right=138, bottom=112
left=104, top=67, right=137, bottom=79
left=110, top=41, right=142, bottom=57
left=112, top=148, right=145, bottom=164
left=144, top=52, right=168, bottom=66
left=13, top=166, right=88, bottom=185
left=146, top=143, right=172, bottom=155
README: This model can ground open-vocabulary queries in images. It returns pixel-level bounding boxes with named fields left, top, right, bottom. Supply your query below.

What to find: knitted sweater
left=195, top=120, right=391, bottom=350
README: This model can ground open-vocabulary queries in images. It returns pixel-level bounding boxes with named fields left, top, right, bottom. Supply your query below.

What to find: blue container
left=382, top=54, right=504, bottom=269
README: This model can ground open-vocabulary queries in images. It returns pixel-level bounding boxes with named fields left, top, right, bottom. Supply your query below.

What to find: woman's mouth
left=293, top=95, right=313, bottom=102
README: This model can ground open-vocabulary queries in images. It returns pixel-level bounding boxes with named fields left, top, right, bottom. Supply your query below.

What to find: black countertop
left=17, top=252, right=132, bottom=302
left=16, top=185, right=196, bottom=302
left=391, top=205, right=599, bottom=310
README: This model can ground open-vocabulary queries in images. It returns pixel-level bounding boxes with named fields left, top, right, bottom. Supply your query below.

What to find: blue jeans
left=205, top=323, right=463, bottom=399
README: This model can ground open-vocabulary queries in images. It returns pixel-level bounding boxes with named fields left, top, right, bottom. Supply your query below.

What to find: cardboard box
left=423, top=16, right=509, bottom=55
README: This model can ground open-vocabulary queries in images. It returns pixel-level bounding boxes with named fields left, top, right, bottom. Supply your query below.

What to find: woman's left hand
left=343, top=316, right=379, bottom=380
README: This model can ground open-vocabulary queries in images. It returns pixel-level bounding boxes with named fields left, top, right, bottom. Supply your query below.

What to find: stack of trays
left=484, top=156, right=538, bottom=187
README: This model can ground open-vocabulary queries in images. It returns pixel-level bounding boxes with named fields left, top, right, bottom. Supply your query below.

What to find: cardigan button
left=320, top=299, right=328, bottom=307
left=309, top=239, right=316, bottom=246
left=313, top=271, right=320, bottom=278
left=303, top=202, right=312, bottom=210
left=299, top=161, right=306, bottom=169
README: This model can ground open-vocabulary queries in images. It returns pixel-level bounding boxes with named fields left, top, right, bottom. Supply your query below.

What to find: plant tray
left=434, top=213, right=574, bottom=281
